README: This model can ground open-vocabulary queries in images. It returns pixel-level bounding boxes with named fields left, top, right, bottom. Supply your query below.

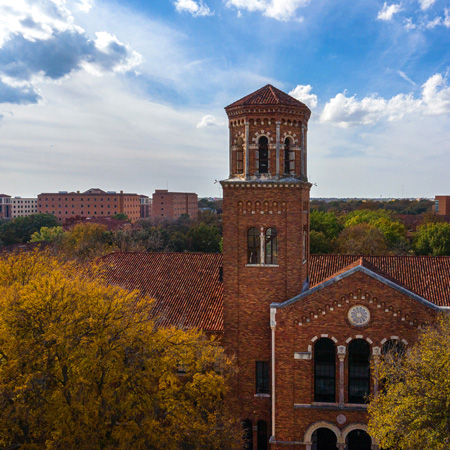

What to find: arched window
left=346, top=429, right=371, bottom=450
left=382, top=339, right=406, bottom=358
left=265, top=228, right=278, bottom=265
left=348, top=339, right=370, bottom=404
left=236, top=137, right=244, bottom=174
left=257, top=420, right=268, bottom=450
left=314, top=338, right=336, bottom=403
left=258, top=136, right=269, bottom=174
left=284, top=137, right=291, bottom=174
left=248, top=228, right=260, bottom=264
left=312, top=428, right=338, bottom=450
left=243, top=419, right=253, bottom=450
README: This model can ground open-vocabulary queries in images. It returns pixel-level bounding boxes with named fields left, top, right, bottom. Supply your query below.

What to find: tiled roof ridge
left=225, top=84, right=307, bottom=109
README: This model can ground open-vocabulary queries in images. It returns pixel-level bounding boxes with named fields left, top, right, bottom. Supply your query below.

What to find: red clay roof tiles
left=99, top=252, right=450, bottom=332
left=225, top=84, right=308, bottom=109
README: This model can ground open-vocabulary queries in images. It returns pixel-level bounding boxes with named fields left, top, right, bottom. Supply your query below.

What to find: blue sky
left=0, top=0, right=449, bottom=198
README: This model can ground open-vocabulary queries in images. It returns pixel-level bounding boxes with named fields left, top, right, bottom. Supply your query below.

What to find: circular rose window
left=348, top=305, right=370, bottom=327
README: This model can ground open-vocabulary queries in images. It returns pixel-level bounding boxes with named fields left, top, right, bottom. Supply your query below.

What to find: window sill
left=294, top=403, right=368, bottom=411
left=246, top=264, right=279, bottom=268
left=254, top=393, right=270, bottom=398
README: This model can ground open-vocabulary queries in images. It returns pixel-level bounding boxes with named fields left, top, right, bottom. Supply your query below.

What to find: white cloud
left=425, top=16, right=442, bottom=28
left=289, top=85, right=318, bottom=109
left=404, top=17, right=416, bottom=30
left=196, top=114, right=225, bottom=127
left=418, top=0, right=436, bottom=11
left=226, top=0, right=309, bottom=21
left=320, top=73, right=450, bottom=127
left=422, top=73, right=450, bottom=115
left=377, top=2, right=402, bottom=21
left=397, top=70, right=416, bottom=86
left=0, top=0, right=142, bottom=104
left=444, top=8, right=450, bottom=27
left=174, top=0, right=213, bottom=16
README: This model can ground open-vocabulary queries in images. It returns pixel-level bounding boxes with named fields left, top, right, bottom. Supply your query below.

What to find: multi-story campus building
left=151, top=189, right=198, bottom=221
left=99, top=85, right=450, bottom=450
left=140, top=195, right=152, bottom=219
left=0, top=194, right=11, bottom=219
left=38, top=188, right=141, bottom=223
left=10, top=197, right=38, bottom=218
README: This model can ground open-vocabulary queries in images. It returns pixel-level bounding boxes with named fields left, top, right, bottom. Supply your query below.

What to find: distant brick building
left=151, top=190, right=198, bottom=221
left=38, top=188, right=140, bottom=223
left=10, top=197, right=38, bottom=218
left=140, top=195, right=152, bottom=219
left=434, top=195, right=450, bottom=215
left=100, top=86, right=450, bottom=450
left=0, top=194, right=11, bottom=219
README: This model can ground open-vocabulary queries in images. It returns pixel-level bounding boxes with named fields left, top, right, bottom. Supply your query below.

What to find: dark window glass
left=312, top=428, right=337, bottom=450
left=248, top=227, right=260, bottom=264
left=265, top=228, right=278, bottom=264
left=382, top=339, right=406, bottom=358
left=348, top=339, right=370, bottom=404
left=258, top=136, right=269, bottom=174
left=346, top=429, right=371, bottom=450
left=284, top=138, right=291, bottom=174
left=256, top=361, right=269, bottom=394
left=314, top=338, right=336, bottom=403
left=236, top=137, right=244, bottom=173
left=257, top=420, right=268, bottom=450
left=243, top=420, right=253, bottom=450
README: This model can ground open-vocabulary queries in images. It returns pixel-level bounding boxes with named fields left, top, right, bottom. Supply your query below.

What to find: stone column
left=229, top=125, right=233, bottom=178
left=337, top=346, right=346, bottom=407
left=301, top=123, right=306, bottom=178
left=260, top=227, right=265, bottom=265
left=276, top=121, right=281, bottom=178
left=372, top=347, right=381, bottom=395
left=245, top=121, right=250, bottom=178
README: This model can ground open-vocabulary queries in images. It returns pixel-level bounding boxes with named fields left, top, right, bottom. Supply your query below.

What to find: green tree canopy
left=368, top=314, right=450, bottom=450
left=187, top=223, right=221, bottom=253
left=413, top=222, right=450, bottom=256
left=30, top=226, right=65, bottom=244
left=335, top=223, right=388, bottom=255
left=0, top=213, right=59, bottom=246
left=0, top=251, right=241, bottom=450
left=310, top=210, right=343, bottom=240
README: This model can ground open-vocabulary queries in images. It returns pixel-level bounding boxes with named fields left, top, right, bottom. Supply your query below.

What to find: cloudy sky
left=1, top=0, right=449, bottom=198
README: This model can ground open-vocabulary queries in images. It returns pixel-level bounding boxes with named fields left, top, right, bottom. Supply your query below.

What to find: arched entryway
left=312, top=428, right=338, bottom=450
left=345, top=429, right=371, bottom=450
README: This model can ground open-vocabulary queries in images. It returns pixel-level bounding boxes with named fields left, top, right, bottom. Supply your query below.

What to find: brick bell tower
left=221, top=85, right=311, bottom=448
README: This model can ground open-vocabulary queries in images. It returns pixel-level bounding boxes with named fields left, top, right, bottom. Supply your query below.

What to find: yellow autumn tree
left=0, top=251, right=242, bottom=450
left=368, top=314, right=450, bottom=450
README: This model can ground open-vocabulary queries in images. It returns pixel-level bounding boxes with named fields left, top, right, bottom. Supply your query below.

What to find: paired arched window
left=247, top=227, right=278, bottom=265
left=257, top=420, right=268, bottom=450
left=265, top=228, right=278, bottom=264
left=258, top=136, right=269, bottom=174
left=243, top=420, right=253, bottom=450
left=348, top=339, right=370, bottom=404
left=284, top=137, right=291, bottom=174
left=314, top=338, right=336, bottom=403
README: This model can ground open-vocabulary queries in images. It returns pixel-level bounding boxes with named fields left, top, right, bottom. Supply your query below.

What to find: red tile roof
left=99, top=252, right=223, bottom=332
left=98, top=253, right=450, bottom=332
left=309, top=255, right=450, bottom=307
left=225, top=84, right=308, bottom=109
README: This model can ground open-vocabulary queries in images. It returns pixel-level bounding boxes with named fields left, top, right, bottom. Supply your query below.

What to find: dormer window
left=258, top=136, right=269, bottom=174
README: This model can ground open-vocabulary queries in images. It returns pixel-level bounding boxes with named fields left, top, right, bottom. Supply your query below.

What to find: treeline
left=310, top=208, right=450, bottom=256
left=311, top=198, right=433, bottom=215
left=0, top=211, right=222, bottom=261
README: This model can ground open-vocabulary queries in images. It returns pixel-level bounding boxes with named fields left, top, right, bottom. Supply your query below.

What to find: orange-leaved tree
left=0, top=251, right=242, bottom=450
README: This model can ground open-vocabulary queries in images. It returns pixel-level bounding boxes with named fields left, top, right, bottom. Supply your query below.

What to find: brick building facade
left=151, top=190, right=198, bottom=221
left=100, top=85, right=450, bottom=450
left=38, top=188, right=140, bottom=223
